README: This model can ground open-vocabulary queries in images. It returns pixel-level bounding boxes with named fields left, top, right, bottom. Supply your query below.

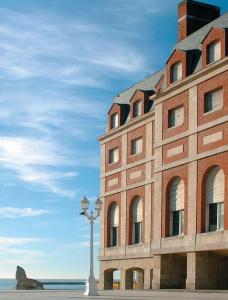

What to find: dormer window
left=207, top=40, right=221, bottom=64
left=110, top=113, right=118, bottom=129
left=171, top=62, right=182, bottom=83
left=133, top=101, right=142, bottom=118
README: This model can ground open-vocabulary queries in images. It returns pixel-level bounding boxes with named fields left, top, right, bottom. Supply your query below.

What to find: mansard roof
left=112, top=12, right=228, bottom=106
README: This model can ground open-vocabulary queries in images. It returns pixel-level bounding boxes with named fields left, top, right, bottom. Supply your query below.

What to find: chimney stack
left=178, top=0, right=220, bottom=41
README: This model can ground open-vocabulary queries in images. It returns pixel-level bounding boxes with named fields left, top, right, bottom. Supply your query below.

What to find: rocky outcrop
left=16, top=266, right=44, bottom=290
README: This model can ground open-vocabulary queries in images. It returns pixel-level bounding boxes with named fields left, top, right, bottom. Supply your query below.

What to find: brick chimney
left=178, top=0, right=220, bottom=41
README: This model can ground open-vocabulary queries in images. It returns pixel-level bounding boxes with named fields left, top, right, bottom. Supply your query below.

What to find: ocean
left=0, top=279, right=85, bottom=290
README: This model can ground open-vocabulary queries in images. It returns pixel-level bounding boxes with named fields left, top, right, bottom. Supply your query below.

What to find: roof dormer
left=166, top=49, right=187, bottom=86
left=108, top=103, right=129, bottom=131
left=201, top=27, right=227, bottom=68
left=129, top=90, right=154, bottom=120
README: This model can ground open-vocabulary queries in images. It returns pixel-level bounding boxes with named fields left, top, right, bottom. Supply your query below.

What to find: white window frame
left=110, top=113, right=119, bottom=129
left=207, top=40, right=221, bottom=65
left=109, top=148, right=119, bottom=164
left=131, top=137, right=142, bottom=156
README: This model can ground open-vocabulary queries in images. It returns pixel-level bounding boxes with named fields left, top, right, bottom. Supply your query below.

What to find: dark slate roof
left=113, top=12, right=228, bottom=106
left=113, top=68, right=165, bottom=105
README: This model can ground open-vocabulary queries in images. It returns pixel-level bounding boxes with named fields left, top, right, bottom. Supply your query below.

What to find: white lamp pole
left=80, top=196, right=102, bottom=296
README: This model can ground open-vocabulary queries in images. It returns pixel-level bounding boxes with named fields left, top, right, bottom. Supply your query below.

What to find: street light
left=80, top=196, right=102, bottom=296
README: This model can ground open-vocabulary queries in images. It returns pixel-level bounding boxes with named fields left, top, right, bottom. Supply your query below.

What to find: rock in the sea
left=16, top=266, right=44, bottom=290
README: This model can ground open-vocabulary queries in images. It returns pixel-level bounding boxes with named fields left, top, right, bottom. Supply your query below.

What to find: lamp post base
left=83, top=276, right=98, bottom=296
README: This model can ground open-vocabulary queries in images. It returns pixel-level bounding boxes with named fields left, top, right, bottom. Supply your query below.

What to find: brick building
left=98, top=0, right=228, bottom=290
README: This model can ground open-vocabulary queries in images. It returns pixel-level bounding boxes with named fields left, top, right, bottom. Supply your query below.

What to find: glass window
left=207, top=40, right=221, bottom=64
left=111, top=226, right=118, bottom=247
left=209, top=203, right=218, bottom=232
left=133, top=222, right=142, bottom=244
left=109, top=148, right=119, bottom=164
left=133, top=101, right=142, bottom=118
left=131, top=137, right=142, bottom=155
left=168, top=106, right=184, bottom=128
left=110, top=113, right=118, bottom=129
left=206, top=166, right=224, bottom=232
left=204, top=88, right=223, bottom=113
left=132, top=197, right=143, bottom=244
left=209, top=202, right=224, bottom=232
left=171, top=210, right=184, bottom=236
left=171, top=62, right=182, bottom=83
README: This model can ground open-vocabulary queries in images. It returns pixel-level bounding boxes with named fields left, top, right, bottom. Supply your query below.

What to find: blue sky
left=0, top=0, right=227, bottom=279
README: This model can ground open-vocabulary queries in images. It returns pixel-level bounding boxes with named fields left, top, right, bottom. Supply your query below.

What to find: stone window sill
left=162, top=234, right=184, bottom=241
left=127, top=243, right=143, bottom=248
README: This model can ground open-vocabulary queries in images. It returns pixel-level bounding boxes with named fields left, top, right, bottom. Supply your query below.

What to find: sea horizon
left=0, top=279, right=86, bottom=290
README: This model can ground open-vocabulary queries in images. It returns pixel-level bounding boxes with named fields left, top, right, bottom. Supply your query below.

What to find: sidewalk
left=0, top=290, right=228, bottom=300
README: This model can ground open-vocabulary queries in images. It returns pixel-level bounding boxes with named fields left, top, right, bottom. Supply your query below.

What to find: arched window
left=169, top=177, right=184, bottom=236
left=109, top=203, right=119, bottom=247
left=171, top=61, right=182, bottom=83
left=206, top=166, right=224, bottom=232
left=132, top=197, right=143, bottom=244
left=207, top=40, right=221, bottom=64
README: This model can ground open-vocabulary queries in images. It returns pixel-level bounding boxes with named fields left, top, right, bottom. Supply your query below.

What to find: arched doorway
left=125, top=268, right=144, bottom=290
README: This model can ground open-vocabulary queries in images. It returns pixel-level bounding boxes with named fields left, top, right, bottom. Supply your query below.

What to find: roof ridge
left=114, top=68, right=165, bottom=100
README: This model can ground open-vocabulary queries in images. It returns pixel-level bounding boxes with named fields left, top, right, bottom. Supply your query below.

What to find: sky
left=0, top=0, right=227, bottom=280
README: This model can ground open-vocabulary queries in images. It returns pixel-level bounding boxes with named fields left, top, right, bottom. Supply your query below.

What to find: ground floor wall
left=100, top=250, right=228, bottom=290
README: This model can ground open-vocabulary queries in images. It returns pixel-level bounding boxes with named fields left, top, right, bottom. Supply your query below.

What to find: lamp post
left=80, top=196, right=102, bottom=296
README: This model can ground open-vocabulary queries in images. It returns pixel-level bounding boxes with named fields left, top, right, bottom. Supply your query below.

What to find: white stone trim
left=167, top=145, right=184, bottom=157
left=203, top=131, right=223, bottom=145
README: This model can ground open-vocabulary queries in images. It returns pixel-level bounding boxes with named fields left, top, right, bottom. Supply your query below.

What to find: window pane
left=218, top=202, right=224, bottom=230
left=111, top=226, right=118, bottom=247
left=168, top=109, right=176, bottom=128
left=172, top=62, right=182, bottom=82
left=109, top=148, right=118, bottom=164
left=134, top=222, right=141, bottom=244
left=131, top=138, right=142, bottom=155
left=204, top=92, right=213, bottom=113
left=133, top=101, right=142, bottom=118
left=209, top=203, right=217, bottom=232
left=207, top=41, right=221, bottom=64
left=172, top=211, right=180, bottom=236
left=204, top=89, right=223, bottom=113
left=214, top=41, right=221, bottom=61
left=111, top=113, right=118, bottom=129
left=212, top=89, right=223, bottom=111
left=175, top=106, right=184, bottom=126
left=180, top=210, right=184, bottom=234
left=168, top=106, right=184, bottom=128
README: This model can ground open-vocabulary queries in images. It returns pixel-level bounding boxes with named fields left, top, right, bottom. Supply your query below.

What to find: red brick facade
left=99, top=1, right=228, bottom=291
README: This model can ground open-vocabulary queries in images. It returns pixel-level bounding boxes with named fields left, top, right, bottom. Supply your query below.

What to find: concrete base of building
left=100, top=250, right=228, bottom=291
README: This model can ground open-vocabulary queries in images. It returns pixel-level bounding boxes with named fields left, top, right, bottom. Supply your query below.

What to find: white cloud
left=0, top=207, right=48, bottom=218
left=0, top=237, right=42, bottom=247
left=0, top=136, right=78, bottom=198
left=65, top=241, right=99, bottom=250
